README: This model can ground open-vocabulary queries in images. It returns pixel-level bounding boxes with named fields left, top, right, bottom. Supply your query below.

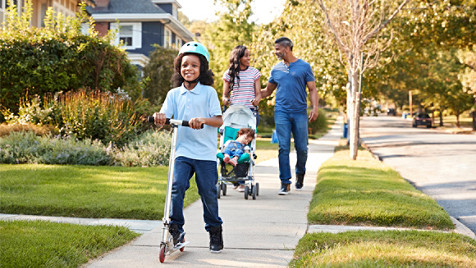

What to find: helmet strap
left=183, top=76, right=200, bottom=88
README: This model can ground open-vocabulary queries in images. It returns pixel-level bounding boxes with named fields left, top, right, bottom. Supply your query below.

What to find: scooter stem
left=161, top=123, right=179, bottom=243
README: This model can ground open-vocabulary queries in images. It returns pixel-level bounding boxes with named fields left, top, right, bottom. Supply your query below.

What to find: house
left=0, top=0, right=90, bottom=27
left=86, top=0, right=194, bottom=70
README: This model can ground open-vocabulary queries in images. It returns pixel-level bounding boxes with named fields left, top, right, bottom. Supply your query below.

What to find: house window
left=175, top=37, right=182, bottom=48
left=119, top=25, right=133, bottom=46
left=111, top=22, right=142, bottom=50
left=164, top=27, right=172, bottom=48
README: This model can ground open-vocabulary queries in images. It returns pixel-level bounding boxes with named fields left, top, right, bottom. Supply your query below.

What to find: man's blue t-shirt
left=268, top=59, right=315, bottom=113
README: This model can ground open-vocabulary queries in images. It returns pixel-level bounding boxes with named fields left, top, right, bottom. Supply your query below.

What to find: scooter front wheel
left=159, top=244, right=166, bottom=263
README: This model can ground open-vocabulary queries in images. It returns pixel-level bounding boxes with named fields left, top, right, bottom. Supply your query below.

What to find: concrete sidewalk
left=80, top=119, right=342, bottom=267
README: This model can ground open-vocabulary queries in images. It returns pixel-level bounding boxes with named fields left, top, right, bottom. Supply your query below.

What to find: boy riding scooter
left=152, top=42, right=224, bottom=262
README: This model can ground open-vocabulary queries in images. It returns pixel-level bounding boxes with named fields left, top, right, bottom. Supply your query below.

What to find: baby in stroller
left=216, top=105, right=259, bottom=200
left=221, top=128, right=255, bottom=166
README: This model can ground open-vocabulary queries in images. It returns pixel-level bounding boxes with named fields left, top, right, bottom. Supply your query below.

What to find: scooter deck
left=168, top=241, right=190, bottom=254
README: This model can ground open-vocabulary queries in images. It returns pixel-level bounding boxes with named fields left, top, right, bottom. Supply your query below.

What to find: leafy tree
left=203, top=0, right=256, bottom=98
left=251, top=0, right=348, bottom=125
left=316, top=0, right=410, bottom=159
left=142, top=45, right=177, bottom=105
left=0, top=2, right=140, bottom=120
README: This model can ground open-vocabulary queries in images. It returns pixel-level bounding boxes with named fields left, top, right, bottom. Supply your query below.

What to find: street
left=360, top=116, right=476, bottom=234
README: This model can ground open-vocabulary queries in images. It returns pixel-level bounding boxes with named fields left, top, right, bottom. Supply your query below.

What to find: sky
left=178, top=0, right=286, bottom=24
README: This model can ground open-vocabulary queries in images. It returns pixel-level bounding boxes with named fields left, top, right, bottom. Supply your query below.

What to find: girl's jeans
left=170, top=156, right=222, bottom=232
left=274, top=110, right=309, bottom=184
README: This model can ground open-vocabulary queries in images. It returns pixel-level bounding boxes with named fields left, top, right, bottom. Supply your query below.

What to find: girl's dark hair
left=227, top=45, right=248, bottom=91
left=172, top=53, right=214, bottom=87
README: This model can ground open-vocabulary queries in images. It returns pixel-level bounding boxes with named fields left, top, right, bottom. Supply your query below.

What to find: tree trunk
left=349, top=69, right=360, bottom=160
left=439, top=109, right=444, bottom=127
left=472, top=110, right=476, bottom=131
left=473, top=98, right=476, bottom=131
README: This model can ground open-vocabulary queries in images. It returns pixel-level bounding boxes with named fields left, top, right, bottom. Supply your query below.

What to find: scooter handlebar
left=148, top=116, right=203, bottom=128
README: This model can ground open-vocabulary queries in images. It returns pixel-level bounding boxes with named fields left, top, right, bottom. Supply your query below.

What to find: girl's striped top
left=223, top=66, right=261, bottom=108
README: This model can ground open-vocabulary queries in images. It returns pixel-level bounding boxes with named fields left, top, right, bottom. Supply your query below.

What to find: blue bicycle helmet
left=179, top=42, right=210, bottom=62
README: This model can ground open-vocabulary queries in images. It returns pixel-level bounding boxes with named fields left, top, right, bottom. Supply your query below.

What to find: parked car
left=412, top=113, right=432, bottom=128
left=387, top=108, right=396, bottom=116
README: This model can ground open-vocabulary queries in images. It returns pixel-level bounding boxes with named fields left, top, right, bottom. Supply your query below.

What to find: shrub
left=0, top=129, right=172, bottom=167
left=309, top=108, right=328, bottom=134
left=0, top=3, right=140, bottom=121
left=111, top=129, right=171, bottom=167
left=4, top=90, right=148, bottom=146
left=0, top=131, right=110, bottom=165
left=142, top=45, right=177, bottom=105
left=0, top=123, right=55, bottom=137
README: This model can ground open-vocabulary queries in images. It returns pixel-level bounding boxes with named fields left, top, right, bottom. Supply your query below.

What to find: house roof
left=87, top=0, right=193, bottom=42
left=87, top=0, right=167, bottom=14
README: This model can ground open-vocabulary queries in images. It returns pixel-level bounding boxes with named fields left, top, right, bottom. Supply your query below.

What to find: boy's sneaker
left=169, top=224, right=185, bottom=247
left=295, top=173, right=305, bottom=190
left=278, top=183, right=290, bottom=195
left=209, top=226, right=223, bottom=253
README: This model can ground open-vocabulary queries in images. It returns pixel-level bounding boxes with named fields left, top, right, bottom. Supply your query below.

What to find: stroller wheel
left=244, top=186, right=249, bottom=200
left=216, top=184, right=221, bottom=199
left=252, top=185, right=257, bottom=200
left=221, top=183, right=227, bottom=196
left=159, top=244, right=166, bottom=263
left=256, top=182, right=259, bottom=196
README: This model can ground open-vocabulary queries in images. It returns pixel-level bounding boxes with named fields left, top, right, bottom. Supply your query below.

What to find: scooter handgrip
left=148, top=116, right=155, bottom=123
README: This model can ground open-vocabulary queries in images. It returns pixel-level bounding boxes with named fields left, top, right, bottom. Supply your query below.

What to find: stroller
left=216, top=105, right=259, bottom=200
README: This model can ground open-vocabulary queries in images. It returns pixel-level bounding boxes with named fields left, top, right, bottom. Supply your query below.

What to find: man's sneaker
left=295, top=173, right=305, bottom=190
left=169, top=224, right=185, bottom=247
left=209, top=226, right=224, bottom=253
left=278, top=183, right=290, bottom=195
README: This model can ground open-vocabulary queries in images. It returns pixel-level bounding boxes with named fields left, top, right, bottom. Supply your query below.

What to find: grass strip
left=291, top=230, right=476, bottom=267
left=0, top=220, right=139, bottom=268
left=308, top=147, right=454, bottom=230
left=0, top=164, right=199, bottom=220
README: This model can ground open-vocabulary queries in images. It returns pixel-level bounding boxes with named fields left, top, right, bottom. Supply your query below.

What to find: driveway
left=359, top=116, right=476, bottom=234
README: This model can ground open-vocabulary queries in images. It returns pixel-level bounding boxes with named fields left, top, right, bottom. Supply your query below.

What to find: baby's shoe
left=229, top=158, right=237, bottom=166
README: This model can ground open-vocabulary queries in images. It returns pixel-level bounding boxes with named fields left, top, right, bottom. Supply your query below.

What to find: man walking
left=261, top=37, right=319, bottom=195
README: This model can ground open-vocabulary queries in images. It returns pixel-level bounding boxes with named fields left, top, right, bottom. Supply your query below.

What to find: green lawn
left=291, top=230, right=476, bottom=267
left=293, top=145, right=475, bottom=266
left=0, top=220, right=139, bottom=268
left=308, top=147, right=454, bottom=230
left=0, top=164, right=199, bottom=220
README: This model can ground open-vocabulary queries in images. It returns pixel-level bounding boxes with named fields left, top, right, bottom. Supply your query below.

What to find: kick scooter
left=148, top=117, right=195, bottom=263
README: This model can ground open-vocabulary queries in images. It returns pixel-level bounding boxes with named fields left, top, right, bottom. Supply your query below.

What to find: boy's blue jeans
left=274, top=110, right=309, bottom=184
left=170, top=156, right=222, bottom=232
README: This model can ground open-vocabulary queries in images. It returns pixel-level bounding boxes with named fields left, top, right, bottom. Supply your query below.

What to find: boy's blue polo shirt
left=160, top=82, right=222, bottom=161
left=268, top=59, right=315, bottom=113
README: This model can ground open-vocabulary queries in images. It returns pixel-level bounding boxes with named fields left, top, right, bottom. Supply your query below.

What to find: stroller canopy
left=221, top=105, right=256, bottom=131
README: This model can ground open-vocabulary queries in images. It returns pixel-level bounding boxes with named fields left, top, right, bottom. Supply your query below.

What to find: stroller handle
left=148, top=116, right=203, bottom=128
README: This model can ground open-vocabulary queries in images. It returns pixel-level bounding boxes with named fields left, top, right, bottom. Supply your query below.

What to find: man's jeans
left=274, top=110, right=309, bottom=184
left=170, top=156, right=223, bottom=232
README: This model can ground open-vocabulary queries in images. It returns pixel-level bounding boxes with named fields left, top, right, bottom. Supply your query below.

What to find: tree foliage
left=203, top=0, right=256, bottom=97
left=142, top=45, right=177, bottom=105
left=0, top=2, right=140, bottom=120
